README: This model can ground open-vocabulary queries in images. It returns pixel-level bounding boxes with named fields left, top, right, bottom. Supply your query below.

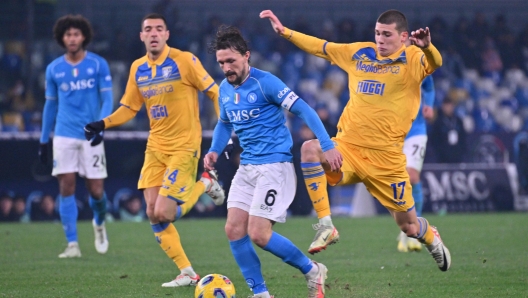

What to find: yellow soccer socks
left=152, top=222, right=191, bottom=270
left=415, top=217, right=435, bottom=245
left=301, top=163, right=331, bottom=219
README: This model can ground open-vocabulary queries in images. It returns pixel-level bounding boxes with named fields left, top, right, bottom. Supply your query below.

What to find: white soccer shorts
left=52, top=136, right=108, bottom=179
left=227, top=162, right=296, bottom=223
left=403, top=135, right=428, bottom=172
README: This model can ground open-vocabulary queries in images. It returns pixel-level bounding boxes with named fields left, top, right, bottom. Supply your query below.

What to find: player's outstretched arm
left=410, top=27, right=442, bottom=72
left=289, top=99, right=343, bottom=171
left=259, top=10, right=328, bottom=59
left=259, top=10, right=285, bottom=35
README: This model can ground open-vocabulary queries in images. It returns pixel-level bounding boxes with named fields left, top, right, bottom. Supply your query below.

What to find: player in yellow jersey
left=84, top=13, right=226, bottom=286
left=260, top=9, right=451, bottom=271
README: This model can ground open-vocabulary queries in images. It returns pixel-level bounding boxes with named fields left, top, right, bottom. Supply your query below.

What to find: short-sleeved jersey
left=407, top=75, right=435, bottom=138
left=219, top=67, right=300, bottom=165
left=45, top=51, right=112, bottom=140
left=317, top=42, right=436, bottom=151
left=119, top=45, right=218, bottom=154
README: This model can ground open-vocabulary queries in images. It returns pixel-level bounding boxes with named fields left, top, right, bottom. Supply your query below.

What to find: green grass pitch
left=1, top=213, right=527, bottom=297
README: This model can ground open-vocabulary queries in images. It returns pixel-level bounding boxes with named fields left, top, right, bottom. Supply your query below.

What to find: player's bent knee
left=402, top=224, right=419, bottom=237
left=301, top=139, right=321, bottom=162
left=153, top=208, right=175, bottom=223
left=247, top=226, right=271, bottom=248
left=225, top=221, right=246, bottom=241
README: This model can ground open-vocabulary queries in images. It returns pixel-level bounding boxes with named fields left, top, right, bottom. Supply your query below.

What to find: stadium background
left=1, top=0, right=528, bottom=223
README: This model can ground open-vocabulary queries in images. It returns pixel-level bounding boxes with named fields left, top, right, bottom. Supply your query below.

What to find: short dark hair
left=141, top=13, right=167, bottom=30
left=53, top=14, right=93, bottom=48
left=208, top=25, right=251, bottom=57
left=377, top=10, right=408, bottom=33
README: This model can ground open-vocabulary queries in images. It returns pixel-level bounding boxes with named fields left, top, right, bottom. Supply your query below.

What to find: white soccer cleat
left=93, top=219, right=109, bottom=254
left=308, top=223, right=339, bottom=254
left=426, top=226, right=451, bottom=271
left=161, top=273, right=200, bottom=287
left=58, top=242, right=81, bottom=258
left=306, top=261, right=327, bottom=298
left=201, top=170, right=225, bottom=206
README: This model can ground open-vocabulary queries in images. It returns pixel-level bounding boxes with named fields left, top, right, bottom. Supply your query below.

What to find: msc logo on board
left=357, top=80, right=385, bottom=96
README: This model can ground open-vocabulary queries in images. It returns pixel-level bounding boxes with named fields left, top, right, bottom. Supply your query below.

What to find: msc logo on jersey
left=162, top=66, right=172, bottom=79
left=357, top=80, right=385, bottom=96
left=227, top=108, right=260, bottom=122
left=247, top=92, right=257, bottom=103
left=150, top=105, right=169, bottom=120
left=61, top=79, right=96, bottom=91
left=141, top=85, right=174, bottom=99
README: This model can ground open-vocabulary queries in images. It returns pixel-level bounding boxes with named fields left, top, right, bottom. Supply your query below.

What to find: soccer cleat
left=201, top=170, right=225, bottom=206
left=161, top=273, right=200, bottom=287
left=397, top=231, right=409, bottom=252
left=426, top=226, right=451, bottom=271
left=407, top=237, right=422, bottom=252
left=58, top=242, right=81, bottom=258
left=306, top=261, right=327, bottom=298
left=308, top=224, right=339, bottom=254
left=93, top=219, right=109, bottom=254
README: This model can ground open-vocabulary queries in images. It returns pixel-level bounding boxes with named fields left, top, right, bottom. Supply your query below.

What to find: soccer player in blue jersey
left=398, top=75, right=435, bottom=252
left=204, top=25, right=342, bottom=298
left=39, top=15, right=113, bottom=258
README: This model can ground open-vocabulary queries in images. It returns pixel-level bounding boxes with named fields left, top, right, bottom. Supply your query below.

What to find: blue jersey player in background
left=39, top=15, right=113, bottom=258
left=204, top=25, right=342, bottom=298
left=398, top=74, right=435, bottom=252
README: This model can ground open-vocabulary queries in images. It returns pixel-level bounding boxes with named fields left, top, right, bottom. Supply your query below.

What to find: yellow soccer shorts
left=325, top=138, right=415, bottom=212
left=138, top=149, right=200, bottom=204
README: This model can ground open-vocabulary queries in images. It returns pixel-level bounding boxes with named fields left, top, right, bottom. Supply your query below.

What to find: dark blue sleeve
left=290, top=99, right=335, bottom=152
left=421, top=76, right=435, bottom=107
left=209, top=120, right=233, bottom=154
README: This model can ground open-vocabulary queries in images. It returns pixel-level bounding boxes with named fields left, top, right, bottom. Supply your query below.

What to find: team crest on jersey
left=87, top=68, right=94, bottom=75
left=247, top=92, right=257, bottom=103
left=162, top=66, right=172, bottom=79
left=72, top=68, right=79, bottom=77
left=234, top=93, right=240, bottom=104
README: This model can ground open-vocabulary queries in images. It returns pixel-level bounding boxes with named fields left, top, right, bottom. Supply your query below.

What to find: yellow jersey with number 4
left=119, top=45, right=219, bottom=154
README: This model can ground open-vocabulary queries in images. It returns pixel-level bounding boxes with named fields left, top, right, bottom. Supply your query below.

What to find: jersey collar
left=147, top=45, right=170, bottom=66
left=375, top=44, right=407, bottom=64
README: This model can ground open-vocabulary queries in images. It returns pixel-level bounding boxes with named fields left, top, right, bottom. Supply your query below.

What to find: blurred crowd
left=1, top=10, right=528, bottom=138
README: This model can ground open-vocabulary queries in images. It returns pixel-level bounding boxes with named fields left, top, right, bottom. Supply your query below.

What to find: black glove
left=224, top=138, right=234, bottom=159
left=84, top=120, right=105, bottom=146
left=38, top=143, right=48, bottom=165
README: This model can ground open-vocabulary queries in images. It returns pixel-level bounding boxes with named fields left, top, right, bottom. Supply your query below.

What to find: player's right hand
left=204, top=152, right=219, bottom=171
left=323, top=148, right=343, bottom=172
left=38, top=143, right=48, bottom=165
left=84, top=120, right=105, bottom=143
left=259, top=10, right=285, bottom=35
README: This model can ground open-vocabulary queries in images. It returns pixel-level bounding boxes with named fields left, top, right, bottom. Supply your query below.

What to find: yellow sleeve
left=181, top=52, right=220, bottom=118
left=408, top=43, right=443, bottom=81
left=103, top=105, right=137, bottom=128
left=281, top=27, right=359, bottom=70
left=119, top=62, right=144, bottom=112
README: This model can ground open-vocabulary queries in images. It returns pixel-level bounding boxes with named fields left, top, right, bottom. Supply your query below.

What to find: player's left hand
left=409, top=27, right=431, bottom=48
left=422, top=105, right=434, bottom=120
left=84, top=120, right=105, bottom=146
left=204, top=152, right=219, bottom=171
left=323, top=148, right=343, bottom=172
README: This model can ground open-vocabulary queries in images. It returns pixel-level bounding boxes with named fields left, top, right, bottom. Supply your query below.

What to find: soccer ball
left=194, top=274, right=236, bottom=298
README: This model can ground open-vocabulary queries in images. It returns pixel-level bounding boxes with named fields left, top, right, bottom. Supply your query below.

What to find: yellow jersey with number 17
left=119, top=45, right=219, bottom=154
left=280, top=28, right=442, bottom=152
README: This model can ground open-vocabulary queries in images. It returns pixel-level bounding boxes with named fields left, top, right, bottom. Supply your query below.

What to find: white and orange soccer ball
left=194, top=274, right=236, bottom=298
